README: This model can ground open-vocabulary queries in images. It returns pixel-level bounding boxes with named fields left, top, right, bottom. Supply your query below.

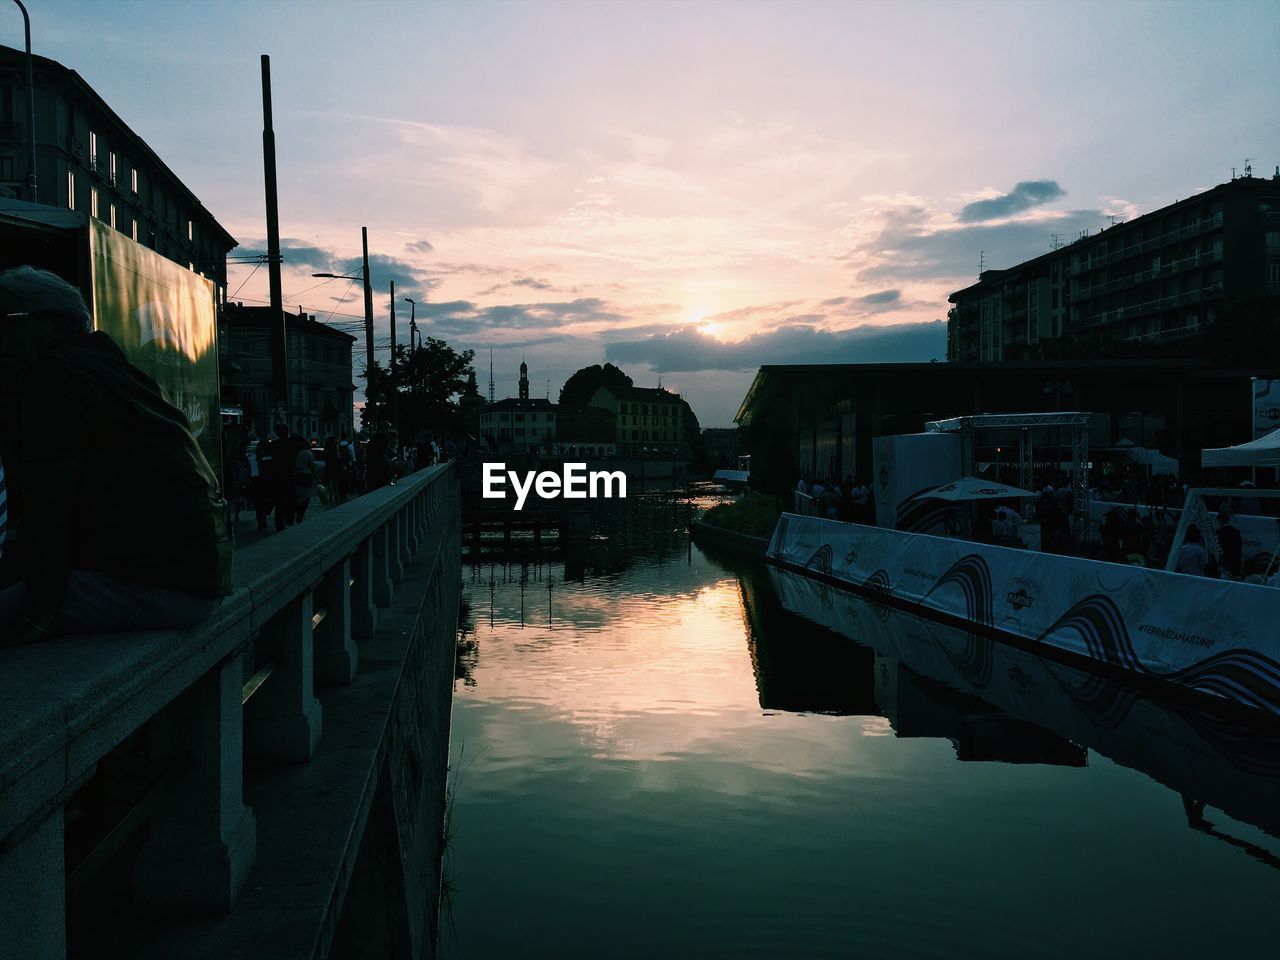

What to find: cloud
left=406, top=239, right=434, bottom=254
left=854, top=206, right=1111, bottom=283
left=413, top=296, right=628, bottom=336
left=857, top=289, right=900, bottom=305
left=477, top=275, right=558, bottom=296
left=605, top=320, right=946, bottom=372
left=958, top=180, right=1065, bottom=223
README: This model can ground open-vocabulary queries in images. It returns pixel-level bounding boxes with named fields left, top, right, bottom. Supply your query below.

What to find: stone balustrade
left=0, top=463, right=458, bottom=959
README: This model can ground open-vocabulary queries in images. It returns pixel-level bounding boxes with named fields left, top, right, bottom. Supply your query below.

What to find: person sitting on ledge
left=0, top=267, right=232, bottom=647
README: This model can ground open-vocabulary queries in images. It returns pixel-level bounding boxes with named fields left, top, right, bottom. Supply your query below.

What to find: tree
left=559, top=362, right=633, bottom=407
left=360, top=337, right=476, bottom=438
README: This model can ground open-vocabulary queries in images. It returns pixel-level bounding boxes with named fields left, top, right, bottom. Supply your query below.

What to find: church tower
left=518, top=359, right=529, bottom=400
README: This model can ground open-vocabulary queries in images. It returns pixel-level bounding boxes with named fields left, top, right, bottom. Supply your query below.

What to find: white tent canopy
left=1201, top=428, right=1280, bottom=468
left=922, top=477, right=1037, bottom=501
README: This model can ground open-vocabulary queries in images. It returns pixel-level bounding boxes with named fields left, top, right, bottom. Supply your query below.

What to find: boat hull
left=766, top=513, right=1280, bottom=720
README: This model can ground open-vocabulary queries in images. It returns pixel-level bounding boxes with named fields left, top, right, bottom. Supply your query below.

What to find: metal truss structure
left=926, top=412, right=1092, bottom=537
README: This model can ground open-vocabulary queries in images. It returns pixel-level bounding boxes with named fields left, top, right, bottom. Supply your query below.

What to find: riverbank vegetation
left=700, top=496, right=779, bottom=538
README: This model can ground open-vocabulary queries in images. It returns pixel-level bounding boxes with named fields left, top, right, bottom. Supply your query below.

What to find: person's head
left=0, top=266, right=92, bottom=401
left=1186, top=525, right=1203, bottom=544
left=275, top=422, right=290, bottom=439
left=1217, top=511, right=1231, bottom=525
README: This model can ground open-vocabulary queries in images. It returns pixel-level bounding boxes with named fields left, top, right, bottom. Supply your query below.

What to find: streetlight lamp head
left=404, top=297, right=415, bottom=304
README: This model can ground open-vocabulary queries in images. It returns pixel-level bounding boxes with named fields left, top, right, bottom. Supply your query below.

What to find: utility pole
left=261, top=54, right=287, bottom=425
left=389, top=279, right=397, bottom=427
left=361, top=226, right=374, bottom=413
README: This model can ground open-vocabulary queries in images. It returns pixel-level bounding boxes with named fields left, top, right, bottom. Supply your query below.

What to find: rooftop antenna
left=978, top=250, right=985, bottom=275
left=487, top=347, right=494, bottom=404
left=546, top=378, right=550, bottom=400
left=1244, top=157, right=1254, bottom=178
left=1107, top=215, right=1119, bottom=227
left=1050, top=233, right=1063, bottom=250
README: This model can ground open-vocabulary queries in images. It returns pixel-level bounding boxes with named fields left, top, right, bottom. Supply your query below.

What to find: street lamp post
left=313, top=239, right=374, bottom=425
left=403, top=297, right=417, bottom=356
left=12, top=1, right=36, bottom=202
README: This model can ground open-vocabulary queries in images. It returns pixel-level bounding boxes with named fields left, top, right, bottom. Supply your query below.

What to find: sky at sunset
left=25, top=0, right=1280, bottom=425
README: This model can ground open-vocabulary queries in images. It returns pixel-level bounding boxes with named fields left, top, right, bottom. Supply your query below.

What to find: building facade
left=221, top=304, right=356, bottom=441
left=735, top=359, right=1280, bottom=496
left=478, top=398, right=558, bottom=450
left=948, top=173, right=1280, bottom=362
left=0, top=45, right=236, bottom=299
left=588, top=384, right=689, bottom=453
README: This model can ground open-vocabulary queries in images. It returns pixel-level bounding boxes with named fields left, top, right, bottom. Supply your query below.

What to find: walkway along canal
left=442, top=489, right=1280, bottom=959
left=0, top=464, right=460, bottom=960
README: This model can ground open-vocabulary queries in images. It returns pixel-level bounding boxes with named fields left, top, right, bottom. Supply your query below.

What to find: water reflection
left=771, top=565, right=1280, bottom=854
left=444, top=497, right=1280, bottom=959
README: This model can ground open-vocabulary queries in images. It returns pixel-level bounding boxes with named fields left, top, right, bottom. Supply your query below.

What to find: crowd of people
left=794, top=475, right=875, bottom=524
left=222, top=421, right=459, bottom=535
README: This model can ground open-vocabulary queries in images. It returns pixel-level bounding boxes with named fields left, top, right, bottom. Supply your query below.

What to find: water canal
left=441, top=491, right=1280, bottom=959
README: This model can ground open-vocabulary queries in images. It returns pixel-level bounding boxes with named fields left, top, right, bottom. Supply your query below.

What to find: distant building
left=221, top=304, right=356, bottom=440
left=478, top=397, right=558, bottom=451
left=702, top=426, right=744, bottom=468
left=735, top=359, right=1280, bottom=496
left=0, top=45, right=237, bottom=300
left=555, top=405, right=616, bottom=457
left=948, top=173, right=1280, bottom=362
left=589, top=384, right=690, bottom=456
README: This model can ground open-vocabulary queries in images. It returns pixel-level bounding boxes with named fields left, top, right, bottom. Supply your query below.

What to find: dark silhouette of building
left=0, top=45, right=236, bottom=300
left=221, top=304, right=356, bottom=440
left=736, top=359, right=1280, bottom=495
left=948, top=173, right=1280, bottom=362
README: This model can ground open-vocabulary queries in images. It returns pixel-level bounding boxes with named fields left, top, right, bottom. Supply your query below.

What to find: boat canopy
left=1201, top=428, right=1280, bottom=468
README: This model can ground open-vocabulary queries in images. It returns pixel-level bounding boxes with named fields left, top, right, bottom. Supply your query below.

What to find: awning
left=1202, top=428, right=1280, bottom=468
left=919, top=477, right=1037, bottom=501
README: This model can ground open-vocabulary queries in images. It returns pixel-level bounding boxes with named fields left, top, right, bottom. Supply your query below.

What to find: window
left=91, top=187, right=99, bottom=219
left=109, top=203, right=116, bottom=229
left=1267, top=232, right=1280, bottom=254
left=67, top=170, right=75, bottom=210
left=89, top=131, right=97, bottom=168
left=187, top=219, right=193, bottom=241
left=1268, top=262, right=1280, bottom=284
left=131, top=218, right=137, bottom=241
left=109, top=151, right=117, bottom=184
left=0, top=156, right=11, bottom=180
left=131, top=167, right=138, bottom=194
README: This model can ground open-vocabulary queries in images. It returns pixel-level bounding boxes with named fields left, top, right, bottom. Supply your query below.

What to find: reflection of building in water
left=874, top=658, right=1086, bottom=766
left=737, top=562, right=1086, bottom=763
left=737, top=565, right=877, bottom=715
left=769, top=565, right=1280, bottom=860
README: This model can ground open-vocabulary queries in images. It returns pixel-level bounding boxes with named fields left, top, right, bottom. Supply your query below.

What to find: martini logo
left=1006, top=588, right=1035, bottom=610
left=843, top=547, right=859, bottom=564
left=1263, top=407, right=1280, bottom=421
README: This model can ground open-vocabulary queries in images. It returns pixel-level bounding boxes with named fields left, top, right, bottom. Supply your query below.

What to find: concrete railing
left=0, top=463, right=458, bottom=960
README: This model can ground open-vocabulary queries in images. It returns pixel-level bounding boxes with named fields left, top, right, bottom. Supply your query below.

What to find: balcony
left=1067, top=213, right=1224, bottom=277
left=1068, top=247, right=1223, bottom=301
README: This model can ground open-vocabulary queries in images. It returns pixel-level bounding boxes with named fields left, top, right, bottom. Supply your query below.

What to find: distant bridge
left=0, top=464, right=461, bottom=959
